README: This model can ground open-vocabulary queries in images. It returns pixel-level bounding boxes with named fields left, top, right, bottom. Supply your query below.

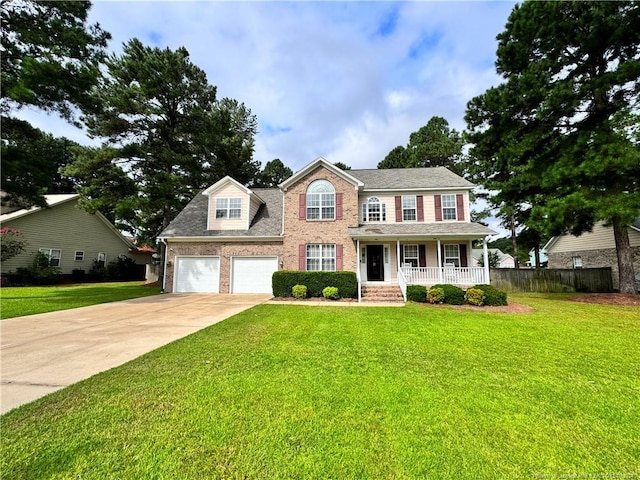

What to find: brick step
left=361, top=285, right=404, bottom=302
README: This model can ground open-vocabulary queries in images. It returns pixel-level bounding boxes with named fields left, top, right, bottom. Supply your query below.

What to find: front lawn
left=2, top=294, right=639, bottom=478
left=0, top=281, right=161, bottom=319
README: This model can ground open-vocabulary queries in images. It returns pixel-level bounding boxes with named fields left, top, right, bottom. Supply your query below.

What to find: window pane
left=75, top=251, right=84, bottom=261
left=321, top=207, right=335, bottom=219
left=308, top=180, right=334, bottom=193
left=402, top=196, right=416, bottom=209
left=307, top=207, right=320, bottom=219
left=216, top=198, right=228, bottom=209
left=442, top=195, right=456, bottom=208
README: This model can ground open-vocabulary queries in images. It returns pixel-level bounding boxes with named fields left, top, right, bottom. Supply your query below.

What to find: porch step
left=361, top=285, right=404, bottom=303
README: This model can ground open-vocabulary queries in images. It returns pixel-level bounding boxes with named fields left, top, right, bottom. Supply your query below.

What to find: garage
left=174, top=256, right=220, bottom=293
left=231, top=256, right=278, bottom=293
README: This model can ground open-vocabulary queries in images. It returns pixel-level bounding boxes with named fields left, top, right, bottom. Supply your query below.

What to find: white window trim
left=403, top=244, right=419, bottom=267
left=572, top=256, right=583, bottom=269
left=306, top=243, right=336, bottom=271
left=74, top=250, right=85, bottom=261
left=443, top=244, right=460, bottom=267
left=306, top=180, right=335, bottom=221
left=441, top=194, right=458, bottom=221
left=402, top=195, right=417, bottom=222
left=363, top=197, right=386, bottom=222
left=39, top=248, right=61, bottom=267
left=215, top=197, right=242, bottom=219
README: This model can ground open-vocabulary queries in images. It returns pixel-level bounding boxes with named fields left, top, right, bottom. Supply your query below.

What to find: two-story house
left=159, top=157, right=496, bottom=300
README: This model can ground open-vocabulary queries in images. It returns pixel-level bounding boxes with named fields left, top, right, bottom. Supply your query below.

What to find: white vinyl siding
left=207, top=183, right=248, bottom=230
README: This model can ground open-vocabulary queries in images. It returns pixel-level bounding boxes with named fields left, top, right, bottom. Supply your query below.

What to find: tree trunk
left=510, top=214, right=520, bottom=269
left=612, top=216, right=636, bottom=294
left=534, top=244, right=541, bottom=269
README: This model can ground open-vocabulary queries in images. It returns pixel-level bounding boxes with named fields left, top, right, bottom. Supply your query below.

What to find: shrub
left=427, top=287, right=445, bottom=304
left=14, top=252, right=61, bottom=285
left=474, top=284, right=508, bottom=306
left=106, top=256, right=142, bottom=281
left=0, top=227, right=27, bottom=261
left=292, top=284, right=307, bottom=299
left=406, top=285, right=427, bottom=302
left=465, top=288, right=485, bottom=306
left=273, top=271, right=357, bottom=298
left=322, top=286, right=340, bottom=300
left=431, top=284, right=465, bottom=305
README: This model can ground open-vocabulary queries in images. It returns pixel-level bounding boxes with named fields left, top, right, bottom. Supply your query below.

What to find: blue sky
left=19, top=1, right=516, bottom=174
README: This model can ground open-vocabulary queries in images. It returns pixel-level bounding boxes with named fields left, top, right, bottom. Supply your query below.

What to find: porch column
left=356, top=239, right=361, bottom=302
left=436, top=238, right=443, bottom=283
left=483, top=237, right=490, bottom=284
left=396, top=240, right=401, bottom=270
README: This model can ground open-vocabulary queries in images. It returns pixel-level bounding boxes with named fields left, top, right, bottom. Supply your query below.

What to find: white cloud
left=15, top=1, right=516, bottom=174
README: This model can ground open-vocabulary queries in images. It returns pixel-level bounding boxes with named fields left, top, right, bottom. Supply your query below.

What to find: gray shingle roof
left=160, top=188, right=282, bottom=238
left=349, top=167, right=474, bottom=190
left=348, top=222, right=496, bottom=238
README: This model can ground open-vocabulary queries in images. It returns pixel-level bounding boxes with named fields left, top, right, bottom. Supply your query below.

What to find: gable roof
left=1, top=193, right=136, bottom=249
left=0, top=194, right=78, bottom=222
left=349, top=167, right=474, bottom=190
left=280, top=157, right=364, bottom=190
left=201, top=176, right=265, bottom=204
left=160, top=188, right=282, bottom=239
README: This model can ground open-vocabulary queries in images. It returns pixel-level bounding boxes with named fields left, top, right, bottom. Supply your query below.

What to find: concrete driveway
left=0, top=293, right=271, bottom=414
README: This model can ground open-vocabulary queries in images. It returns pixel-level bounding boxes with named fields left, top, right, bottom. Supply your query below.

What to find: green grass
left=0, top=281, right=161, bottom=319
left=2, top=293, right=639, bottom=479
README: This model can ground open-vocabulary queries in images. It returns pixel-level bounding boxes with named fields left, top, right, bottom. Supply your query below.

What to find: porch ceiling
left=348, top=222, right=496, bottom=240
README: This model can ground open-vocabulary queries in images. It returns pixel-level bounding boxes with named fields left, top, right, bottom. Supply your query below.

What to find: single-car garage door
left=231, top=256, right=278, bottom=293
left=174, top=257, right=220, bottom=293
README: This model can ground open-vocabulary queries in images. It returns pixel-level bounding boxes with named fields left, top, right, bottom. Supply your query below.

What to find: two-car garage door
left=174, top=256, right=277, bottom=294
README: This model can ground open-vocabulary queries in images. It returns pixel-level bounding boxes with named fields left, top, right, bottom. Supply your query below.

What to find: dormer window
left=216, top=197, right=242, bottom=219
left=362, top=196, right=386, bottom=222
left=306, top=180, right=335, bottom=220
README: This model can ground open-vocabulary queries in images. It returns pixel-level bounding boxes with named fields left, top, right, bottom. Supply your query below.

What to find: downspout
left=436, top=238, right=443, bottom=283
left=159, top=237, right=168, bottom=293
left=483, top=237, right=490, bottom=285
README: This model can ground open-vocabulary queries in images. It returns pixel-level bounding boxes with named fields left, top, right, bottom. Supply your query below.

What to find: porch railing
left=397, top=268, right=408, bottom=302
left=401, top=266, right=487, bottom=286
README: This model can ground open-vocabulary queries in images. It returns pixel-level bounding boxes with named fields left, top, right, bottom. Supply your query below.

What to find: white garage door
left=231, top=257, right=278, bottom=293
left=174, top=257, right=220, bottom=293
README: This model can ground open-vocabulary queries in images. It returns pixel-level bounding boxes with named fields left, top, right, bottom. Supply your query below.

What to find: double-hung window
left=402, top=196, right=416, bottom=221
left=363, top=197, right=386, bottom=222
left=442, top=194, right=457, bottom=220
left=443, top=244, right=460, bottom=267
left=216, top=198, right=242, bottom=219
left=74, top=251, right=84, bottom=261
left=403, top=245, right=419, bottom=267
left=306, top=244, right=336, bottom=271
left=306, top=180, right=335, bottom=220
left=39, top=248, right=61, bottom=267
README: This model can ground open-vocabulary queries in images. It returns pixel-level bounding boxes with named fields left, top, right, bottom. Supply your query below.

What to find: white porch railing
left=397, top=268, right=408, bottom=302
left=401, top=266, right=487, bottom=286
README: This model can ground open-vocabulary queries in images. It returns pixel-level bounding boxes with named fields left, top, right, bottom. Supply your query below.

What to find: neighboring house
left=471, top=248, right=515, bottom=269
left=544, top=219, right=640, bottom=291
left=160, top=157, right=495, bottom=299
left=527, top=248, right=548, bottom=268
left=1, top=194, right=151, bottom=278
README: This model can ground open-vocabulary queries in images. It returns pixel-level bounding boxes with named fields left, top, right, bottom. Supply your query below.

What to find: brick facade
left=164, top=241, right=284, bottom=293
left=281, top=166, right=359, bottom=273
left=547, top=246, right=640, bottom=291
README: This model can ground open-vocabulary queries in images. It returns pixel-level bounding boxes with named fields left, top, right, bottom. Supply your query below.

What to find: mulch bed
left=570, top=293, right=640, bottom=306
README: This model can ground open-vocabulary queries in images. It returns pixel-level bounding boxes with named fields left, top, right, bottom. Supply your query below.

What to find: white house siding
left=359, top=191, right=470, bottom=224
left=1, top=200, right=142, bottom=276
left=207, top=183, right=249, bottom=231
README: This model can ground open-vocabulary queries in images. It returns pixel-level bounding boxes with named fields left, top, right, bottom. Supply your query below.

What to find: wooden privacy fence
left=490, top=268, right=613, bottom=293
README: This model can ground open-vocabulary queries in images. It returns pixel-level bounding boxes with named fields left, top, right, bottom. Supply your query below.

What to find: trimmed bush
left=427, top=287, right=445, bottom=304
left=322, top=286, right=340, bottom=300
left=431, top=284, right=465, bottom=305
left=292, top=284, right=307, bottom=299
left=465, top=288, right=485, bottom=306
left=273, top=271, right=357, bottom=298
left=406, top=285, right=427, bottom=303
left=474, top=284, right=508, bottom=306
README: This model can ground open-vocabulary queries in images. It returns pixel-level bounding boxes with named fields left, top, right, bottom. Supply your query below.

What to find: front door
left=367, top=245, right=384, bottom=281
